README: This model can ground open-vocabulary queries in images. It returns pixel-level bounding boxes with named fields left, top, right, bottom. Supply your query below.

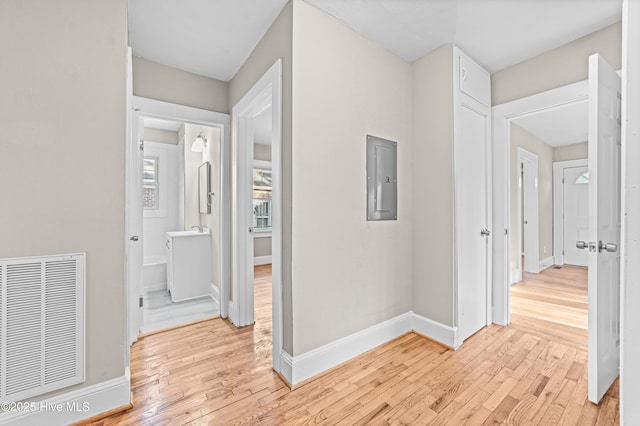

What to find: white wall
left=142, top=141, right=182, bottom=262
left=553, top=142, right=588, bottom=162
left=0, top=0, right=127, bottom=397
left=291, top=0, right=413, bottom=355
left=492, top=22, right=621, bottom=105
left=412, top=44, right=455, bottom=326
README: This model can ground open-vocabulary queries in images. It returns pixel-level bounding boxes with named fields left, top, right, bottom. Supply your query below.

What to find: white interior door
left=231, top=115, right=255, bottom=327
left=521, top=152, right=539, bottom=274
left=127, top=113, right=144, bottom=343
left=457, top=102, right=490, bottom=342
left=563, top=165, right=589, bottom=267
left=587, top=53, right=622, bottom=404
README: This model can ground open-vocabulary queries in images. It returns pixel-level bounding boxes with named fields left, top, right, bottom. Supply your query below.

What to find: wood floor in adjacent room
left=95, top=264, right=618, bottom=425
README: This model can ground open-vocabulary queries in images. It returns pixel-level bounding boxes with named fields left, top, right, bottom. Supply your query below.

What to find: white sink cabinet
left=166, top=229, right=212, bottom=302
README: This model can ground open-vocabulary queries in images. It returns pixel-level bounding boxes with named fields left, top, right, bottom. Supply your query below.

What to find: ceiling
left=512, top=100, right=588, bottom=148
left=128, top=0, right=622, bottom=82
left=130, top=1, right=618, bottom=148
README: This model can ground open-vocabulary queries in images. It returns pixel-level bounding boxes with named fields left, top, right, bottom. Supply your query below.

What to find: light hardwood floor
left=94, top=264, right=619, bottom=425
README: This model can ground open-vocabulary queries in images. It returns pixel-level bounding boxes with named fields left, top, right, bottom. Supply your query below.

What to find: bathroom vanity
left=166, top=229, right=212, bottom=302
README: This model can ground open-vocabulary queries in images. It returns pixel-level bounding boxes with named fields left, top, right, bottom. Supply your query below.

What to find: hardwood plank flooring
left=510, top=265, right=588, bottom=351
left=93, top=263, right=619, bottom=425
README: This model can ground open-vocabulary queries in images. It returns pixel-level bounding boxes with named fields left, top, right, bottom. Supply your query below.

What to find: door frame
left=553, top=158, right=589, bottom=266
left=125, top=97, right=230, bottom=349
left=493, top=80, right=588, bottom=325
left=517, top=147, right=540, bottom=276
left=231, top=59, right=283, bottom=373
left=621, top=0, right=640, bottom=421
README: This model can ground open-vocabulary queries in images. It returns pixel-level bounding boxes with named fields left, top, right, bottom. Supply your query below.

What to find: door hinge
left=562, top=177, right=565, bottom=184
left=139, top=297, right=143, bottom=308
left=562, top=249, right=565, bottom=255
left=139, top=140, right=144, bottom=151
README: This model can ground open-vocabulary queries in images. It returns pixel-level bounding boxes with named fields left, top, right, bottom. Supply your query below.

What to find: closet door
left=455, top=48, right=492, bottom=344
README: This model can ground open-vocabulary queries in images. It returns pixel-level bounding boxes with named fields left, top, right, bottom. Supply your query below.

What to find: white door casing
left=587, top=54, right=622, bottom=404
left=563, top=165, right=589, bottom=267
left=493, top=80, right=589, bottom=326
left=621, top=0, right=640, bottom=421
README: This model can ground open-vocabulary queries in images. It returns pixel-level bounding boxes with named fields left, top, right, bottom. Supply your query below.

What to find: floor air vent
left=1, top=254, right=85, bottom=402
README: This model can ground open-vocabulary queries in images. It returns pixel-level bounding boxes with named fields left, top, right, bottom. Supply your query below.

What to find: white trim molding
left=254, top=255, right=272, bottom=266
left=0, top=374, right=130, bottom=425
left=510, top=269, right=522, bottom=285
left=539, top=256, right=555, bottom=271
left=280, top=312, right=413, bottom=385
left=412, top=313, right=459, bottom=349
left=280, top=312, right=460, bottom=386
left=210, top=282, right=219, bottom=308
left=492, top=79, right=589, bottom=326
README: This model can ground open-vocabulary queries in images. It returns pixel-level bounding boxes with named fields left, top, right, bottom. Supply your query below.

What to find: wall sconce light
left=191, top=133, right=207, bottom=152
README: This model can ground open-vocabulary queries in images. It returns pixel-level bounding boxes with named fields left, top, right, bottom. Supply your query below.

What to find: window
left=575, top=171, right=589, bottom=185
left=253, top=165, right=272, bottom=229
left=143, top=156, right=159, bottom=210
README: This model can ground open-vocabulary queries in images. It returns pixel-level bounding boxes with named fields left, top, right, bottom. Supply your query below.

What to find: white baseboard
left=210, top=282, right=219, bottom=308
left=539, top=256, right=554, bottom=271
left=144, top=281, right=167, bottom=292
left=510, top=268, right=522, bottom=285
left=280, top=311, right=460, bottom=386
left=412, top=313, right=458, bottom=349
left=254, top=255, right=272, bottom=266
left=280, top=312, right=413, bottom=385
left=0, top=373, right=130, bottom=425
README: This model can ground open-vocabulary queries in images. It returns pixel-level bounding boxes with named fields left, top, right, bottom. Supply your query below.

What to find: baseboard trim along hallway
left=0, top=374, right=130, bottom=425
left=280, top=311, right=458, bottom=386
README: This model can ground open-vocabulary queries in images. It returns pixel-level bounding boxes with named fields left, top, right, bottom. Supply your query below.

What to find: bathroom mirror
left=198, top=161, right=211, bottom=214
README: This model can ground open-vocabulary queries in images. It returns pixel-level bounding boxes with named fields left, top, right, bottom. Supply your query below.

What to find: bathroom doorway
left=139, top=117, right=221, bottom=334
left=126, top=97, right=230, bottom=344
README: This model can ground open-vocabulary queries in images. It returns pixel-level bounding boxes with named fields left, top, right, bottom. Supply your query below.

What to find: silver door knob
left=576, top=241, right=588, bottom=250
left=480, top=228, right=491, bottom=237
left=130, top=235, right=139, bottom=241
left=599, top=241, right=618, bottom=253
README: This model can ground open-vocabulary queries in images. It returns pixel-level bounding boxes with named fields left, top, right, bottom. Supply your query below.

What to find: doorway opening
left=126, top=97, right=230, bottom=346
left=138, top=117, right=221, bottom=334
left=230, top=59, right=283, bottom=373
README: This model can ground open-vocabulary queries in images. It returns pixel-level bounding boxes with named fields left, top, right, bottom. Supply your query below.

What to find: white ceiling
left=128, top=0, right=289, bottom=81
left=128, top=0, right=621, bottom=82
left=512, top=100, right=588, bottom=148
left=305, top=0, right=622, bottom=71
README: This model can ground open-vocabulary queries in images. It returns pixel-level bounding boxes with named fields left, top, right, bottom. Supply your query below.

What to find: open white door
left=127, top=113, right=144, bottom=344
left=587, top=54, right=622, bottom=404
left=230, top=115, right=255, bottom=327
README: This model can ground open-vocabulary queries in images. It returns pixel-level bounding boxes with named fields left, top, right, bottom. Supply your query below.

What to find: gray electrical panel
left=366, top=135, right=397, bottom=221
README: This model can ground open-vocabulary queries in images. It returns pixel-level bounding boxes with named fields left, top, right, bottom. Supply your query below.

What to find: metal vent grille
left=0, top=254, right=85, bottom=402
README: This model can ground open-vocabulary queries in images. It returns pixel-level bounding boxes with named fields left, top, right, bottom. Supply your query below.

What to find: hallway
left=95, top=265, right=619, bottom=424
